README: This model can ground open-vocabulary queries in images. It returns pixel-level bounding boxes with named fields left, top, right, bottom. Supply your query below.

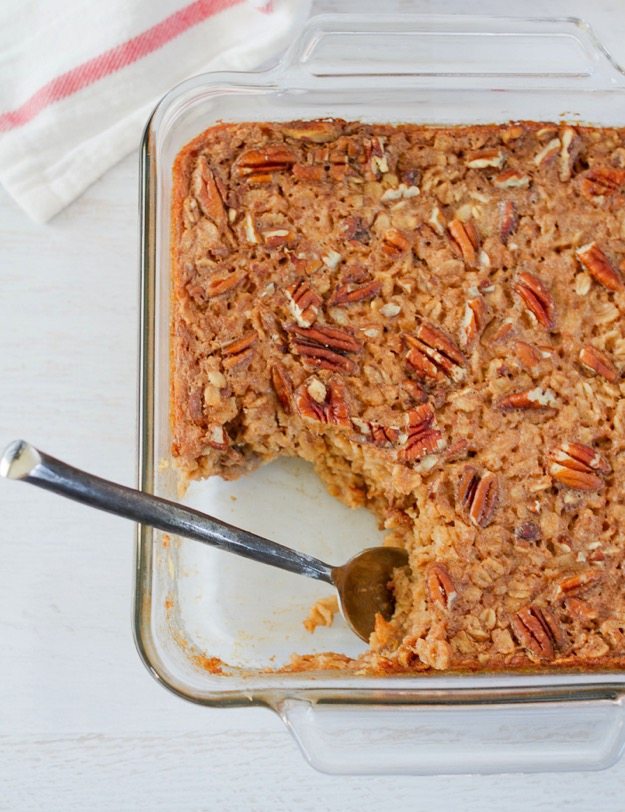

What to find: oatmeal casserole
left=170, top=119, right=625, bottom=673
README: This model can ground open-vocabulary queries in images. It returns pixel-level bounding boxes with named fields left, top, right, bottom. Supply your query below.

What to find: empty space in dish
left=155, top=457, right=379, bottom=669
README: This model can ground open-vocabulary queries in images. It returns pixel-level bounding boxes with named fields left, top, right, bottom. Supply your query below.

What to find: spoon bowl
left=333, top=546, right=408, bottom=640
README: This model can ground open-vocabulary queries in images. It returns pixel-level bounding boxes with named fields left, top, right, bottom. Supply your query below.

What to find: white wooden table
left=1, top=149, right=625, bottom=812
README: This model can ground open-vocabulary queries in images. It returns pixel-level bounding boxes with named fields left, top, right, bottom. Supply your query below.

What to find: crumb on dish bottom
left=171, top=119, right=625, bottom=673
left=304, top=595, right=340, bottom=634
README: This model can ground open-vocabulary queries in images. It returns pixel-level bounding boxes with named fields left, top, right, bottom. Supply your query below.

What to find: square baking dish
left=137, top=9, right=625, bottom=774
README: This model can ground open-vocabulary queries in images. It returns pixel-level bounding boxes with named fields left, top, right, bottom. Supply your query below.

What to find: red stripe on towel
left=0, top=0, right=241, bottom=132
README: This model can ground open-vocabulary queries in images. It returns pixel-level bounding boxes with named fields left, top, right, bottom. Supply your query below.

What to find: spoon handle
left=1, top=440, right=334, bottom=584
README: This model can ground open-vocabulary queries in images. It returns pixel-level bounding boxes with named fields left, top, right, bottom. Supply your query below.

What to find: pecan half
left=491, top=320, right=515, bottom=343
left=403, top=402, right=435, bottom=431
left=288, top=323, right=361, bottom=373
left=515, top=340, right=546, bottom=371
left=497, top=387, right=557, bottom=411
left=511, top=605, right=563, bottom=660
left=270, top=363, right=294, bottom=413
left=466, top=148, right=505, bottom=169
left=443, top=438, right=469, bottom=462
left=221, top=331, right=257, bottom=369
left=427, top=563, right=458, bottom=610
left=205, top=423, right=229, bottom=450
left=282, top=120, right=341, bottom=143
left=285, top=279, right=322, bottom=328
left=234, top=145, right=297, bottom=182
left=205, top=270, right=247, bottom=299
left=579, top=165, right=625, bottom=199
left=397, top=402, right=446, bottom=463
left=329, top=279, right=381, bottom=306
left=459, top=295, right=487, bottom=351
left=514, top=272, right=555, bottom=329
left=294, top=376, right=350, bottom=426
left=191, top=156, right=227, bottom=226
left=381, top=228, right=410, bottom=257
left=579, top=345, right=619, bottom=383
left=565, top=597, right=597, bottom=621
left=457, top=466, right=499, bottom=528
left=448, top=218, right=479, bottom=267
left=559, top=125, right=581, bottom=182
left=558, top=570, right=602, bottom=595
left=405, top=323, right=466, bottom=384
left=493, top=169, right=530, bottom=189
left=576, top=242, right=623, bottom=291
left=351, top=417, right=400, bottom=448
left=498, top=200, right=518, bottom=245
left=548, top=441, right=610, bottom=491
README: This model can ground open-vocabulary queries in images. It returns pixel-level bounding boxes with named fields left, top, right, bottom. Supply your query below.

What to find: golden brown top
left=171, top=120, right=625, bottom=673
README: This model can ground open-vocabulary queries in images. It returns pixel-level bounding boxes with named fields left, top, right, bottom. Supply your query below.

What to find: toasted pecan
left=448, top=218, right=479, bottom=267
left=497, top=387, right=557, bottom=411
left=511, top=605, right=564, bottom=660
left=221, top=332, right=257, bottom=369
left=234, top=145, right=297, bottom=182
left=514, top=272, right=556, bottom=330
left=427, top=564, right=458, bottom=610
left=288, top=324, right=361, bottom=373
left=329, top=279, right=381, bottom=306
left=285, top=279, right=322, bottom=328
left=191, top=156, right=227, bottom=227
left=579, top=345, right=619, bottom=383
left=498, top=200, right=518, bottom=244
left=397, top=403, right=446, bottom=464
left=548, top=441, right=610, bottom=491
left=405, top=323, right=466, bottom=384
left=294, top=376, right=350, bottom=426
left=579, top=165, right=625, bottom=199
left=576, top=242, right=623, bottom=291
left=457, top=466, right=499, bottom=528
left=270, top=363, right=294, bottom=414
left=459, top=295, right=488, bottom=351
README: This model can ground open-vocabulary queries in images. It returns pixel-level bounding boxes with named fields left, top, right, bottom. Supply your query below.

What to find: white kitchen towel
left=0, top=0, right=303, bottom=222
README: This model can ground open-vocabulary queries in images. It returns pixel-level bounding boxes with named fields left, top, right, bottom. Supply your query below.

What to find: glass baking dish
left=136, top=8, right=625, bottom=774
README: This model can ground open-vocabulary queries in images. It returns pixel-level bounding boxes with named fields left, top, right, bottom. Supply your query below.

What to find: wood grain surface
left=2, top=101, right=625, bottom=811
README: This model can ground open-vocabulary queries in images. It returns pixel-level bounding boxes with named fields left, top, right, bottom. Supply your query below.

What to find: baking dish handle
left=280, top=13, right=625, bottom=87
left=277, top=694, right=625, bottom=775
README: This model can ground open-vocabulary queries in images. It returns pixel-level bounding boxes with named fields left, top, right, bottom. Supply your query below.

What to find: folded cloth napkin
left=0, top=0, right=302, bottom=222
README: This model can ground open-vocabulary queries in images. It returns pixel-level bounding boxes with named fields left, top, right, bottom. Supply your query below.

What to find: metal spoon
left=0, top=440, right=407, bottom=641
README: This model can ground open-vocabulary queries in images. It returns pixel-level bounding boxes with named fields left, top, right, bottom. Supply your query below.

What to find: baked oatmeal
left=171, top=119, right=625, bottom=673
